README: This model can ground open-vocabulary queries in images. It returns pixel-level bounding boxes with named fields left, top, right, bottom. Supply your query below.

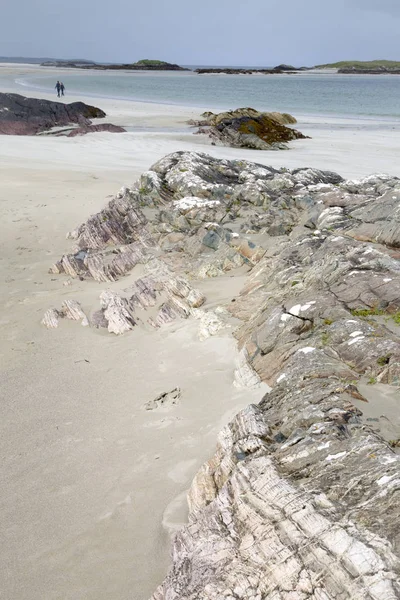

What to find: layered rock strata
left=46, top=151, right=400, bottom=598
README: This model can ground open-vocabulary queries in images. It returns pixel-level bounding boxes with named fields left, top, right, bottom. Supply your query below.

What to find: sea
left=11, top=68, right=400, bottom=120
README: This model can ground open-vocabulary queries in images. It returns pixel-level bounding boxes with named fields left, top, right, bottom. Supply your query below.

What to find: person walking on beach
left=60, top=82, right=65, bottom=96
left=55, top=81, right=61, bottom=97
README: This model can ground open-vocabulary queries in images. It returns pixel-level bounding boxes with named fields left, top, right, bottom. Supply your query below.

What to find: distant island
left=315, top=59, right=400, bottom=74
left=0, top=56, right=95, bottom=65
left=196, top=64, right=309, bottom=75
left=41, top=59, right=189, bottom=71
left=199, top=59, right=400, bottom=76
left=196, top=68, right=282, bottom=75
left=2, top=56, right=400, bottom=75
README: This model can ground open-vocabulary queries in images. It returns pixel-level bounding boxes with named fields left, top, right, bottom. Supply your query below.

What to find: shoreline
left=2, top=63, right=400, bottom=123
left=1, top=69, right=400, bottom=180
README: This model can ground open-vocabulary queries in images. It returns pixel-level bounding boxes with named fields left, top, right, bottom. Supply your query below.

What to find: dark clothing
left=60, top=84, right=65, bottom=96
left=55, top=82, right=61, bottom=98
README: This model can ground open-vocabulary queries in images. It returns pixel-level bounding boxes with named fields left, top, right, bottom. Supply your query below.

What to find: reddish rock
left=66, top=124, right=125, bottom=137
left=0, top=92, right=106, bottom=135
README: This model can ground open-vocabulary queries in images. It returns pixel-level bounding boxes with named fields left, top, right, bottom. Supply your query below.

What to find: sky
left=1, top=0, right=400, bottom=66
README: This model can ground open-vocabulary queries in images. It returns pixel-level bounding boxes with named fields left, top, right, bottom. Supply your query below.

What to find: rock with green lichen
left=191, top=107, right=307, bottom=150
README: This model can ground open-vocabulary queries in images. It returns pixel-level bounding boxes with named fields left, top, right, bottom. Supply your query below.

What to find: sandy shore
left=1, top=64, right=400, bottom=600
left=1, top=62, right=400, bottom=178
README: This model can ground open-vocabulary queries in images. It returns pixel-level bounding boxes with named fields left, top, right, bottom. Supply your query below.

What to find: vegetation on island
left=315, top=59, right=400, bottom=69
left=133, top=59, right=169, bottom=66
left=127, top=59, right=187, bottom=70
left=41, top=57, right=188, bottom=71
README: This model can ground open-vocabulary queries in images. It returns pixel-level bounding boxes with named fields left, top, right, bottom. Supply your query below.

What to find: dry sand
left=0, top=163, right=268, bottom=600
left=1, top=65, right=400, bottom=600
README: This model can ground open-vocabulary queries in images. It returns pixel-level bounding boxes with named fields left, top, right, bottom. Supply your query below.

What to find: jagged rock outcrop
left=46, top=151, right=400, bottom=597
left=195, top=108, right=298, bottom=127
left=190, top=108, right=307, bottom=150
left=41, top=299, right=88, bottom=328
left=0, top=93, right=124, bottom=136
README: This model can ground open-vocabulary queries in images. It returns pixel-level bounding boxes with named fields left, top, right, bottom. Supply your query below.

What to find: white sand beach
left=1, top=64, right=400, bottom=600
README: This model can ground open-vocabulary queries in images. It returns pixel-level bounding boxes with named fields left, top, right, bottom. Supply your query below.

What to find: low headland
left=41, top=58, right=189, bottom=71
left=316, top=59, right=400, bottom=74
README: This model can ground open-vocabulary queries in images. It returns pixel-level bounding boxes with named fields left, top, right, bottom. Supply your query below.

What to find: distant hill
left=0, top=56, right=187, bottom=71
left=315, top=59, right=400, bottom=69
left=0, top=57, right=53, bottom=64
left=41, top=59, right=97, bottom=67
left=41, top=58, right=189, bottom=71
left=0, top=56, right=95, bottom=65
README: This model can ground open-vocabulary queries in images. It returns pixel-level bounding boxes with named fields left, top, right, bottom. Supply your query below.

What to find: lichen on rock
left=190, top=108, right=308, bottom=150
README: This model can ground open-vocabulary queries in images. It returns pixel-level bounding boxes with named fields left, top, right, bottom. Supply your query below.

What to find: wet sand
left=357, top=378, right=400, bottom=445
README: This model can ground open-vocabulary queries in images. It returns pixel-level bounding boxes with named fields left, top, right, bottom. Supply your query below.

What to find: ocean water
left=12, top=69, right=400, bottom=119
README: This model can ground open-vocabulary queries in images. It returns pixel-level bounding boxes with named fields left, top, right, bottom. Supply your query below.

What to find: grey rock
left=202, top=229, right=223, bottom=250
left=44, top=151, right=400, bottom=598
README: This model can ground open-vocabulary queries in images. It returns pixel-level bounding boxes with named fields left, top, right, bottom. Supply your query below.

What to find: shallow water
left=11, top=69, right=400, bottom=119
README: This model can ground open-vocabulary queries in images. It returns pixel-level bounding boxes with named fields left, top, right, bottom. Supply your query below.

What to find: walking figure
left=55, top=81, right=61, bottom=97
left=60, top=82, right=65, bottom=96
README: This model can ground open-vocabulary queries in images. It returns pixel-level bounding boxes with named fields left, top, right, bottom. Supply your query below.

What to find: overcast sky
left=1, top=0, right=399, bottom=66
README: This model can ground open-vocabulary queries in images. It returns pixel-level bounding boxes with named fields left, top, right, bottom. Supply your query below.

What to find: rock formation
left=45, top=151, right=400, bottom=598
left=190, top=108, right=307, bottom=150
left=339, top=67, right=400, bottom=74
left=195, top=108, right=298, bottom=127
left=65, top=123, right=125, bottom=136
left=196, top=66, right=309, bottom=74
left=0, top=93, right=124, bottom=136
left=196, top=68, right=284, bottom=75
left=273, top=63, right=297, bottom=71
